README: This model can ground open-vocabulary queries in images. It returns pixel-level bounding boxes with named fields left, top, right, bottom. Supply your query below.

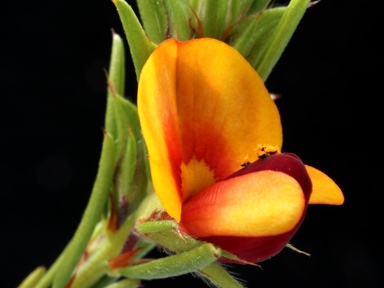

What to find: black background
left=2, top=0, right=383, bottom=287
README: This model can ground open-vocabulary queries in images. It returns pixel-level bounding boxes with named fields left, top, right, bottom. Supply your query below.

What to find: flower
left=137, top=38, right=344, bottom=263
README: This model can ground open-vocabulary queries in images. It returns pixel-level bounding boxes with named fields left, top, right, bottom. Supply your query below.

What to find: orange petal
left=181, top=170, right=306, bottom=237
left=138, top=39, right=183, bottom=221
left=138, top=38, right=282, bottom=221
left=306, top=165, right=344, bottom=205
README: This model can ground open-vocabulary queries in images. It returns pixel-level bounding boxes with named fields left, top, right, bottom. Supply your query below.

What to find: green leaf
left=52, top=132, right=116, bottom=288
left=107, top=93, right=149, bottom=217
left=113, top=0, right=157, bottom=80
left=230, top=7, right=285, bottom=62
left=105, top=32, right=125, bottom=138
left=136, top=0, right=167, bottom=44
left=246, top=0, right=271, bottom=15
left=223, top=0, right=252, bottom=30
left=131, top=241, right=156, bottom=261
left=91, top=275, right=119, bottom=288
left=135, top=219, right=244, bottom=287
left=194, top=0, right=228, bottom=38
left=70, top=213, right=137, bottom=288
left=199, top=263, right=244, bottom=288
left=108, top=33, right=126, bottom=100
left=33, top=245, right=68, bottom=288
left=165, top=0, right=193, bottom=41
left=104, top=34, right=148, bottom=222
left=18, top=266, right=46, bottom=288
left=114, top=96, right=141, bottom=143
left=127, top=141, right=149, bottom=214
left=255, top=0, right=311, bottom=80
left=117, top=129, right=137, bottom=199
left=117, top=243, right=221, bottom=280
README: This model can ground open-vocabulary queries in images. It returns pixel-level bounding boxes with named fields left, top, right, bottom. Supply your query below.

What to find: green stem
left=50, top=133, right=116, bottom=288
left=257, top=0, right=310, bottom=81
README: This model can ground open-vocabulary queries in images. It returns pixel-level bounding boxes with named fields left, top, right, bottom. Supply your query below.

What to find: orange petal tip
left=306, top=165, right=344, bottom=205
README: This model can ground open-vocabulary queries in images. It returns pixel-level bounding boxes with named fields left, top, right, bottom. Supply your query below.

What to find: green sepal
left=136, top=0, right=167, bottom=44
left=17, top=266, right=46, bottom=288
left=136, top=220, right=178, bottom=234
left=113, top=0, right=157, bottom=80
left=255, top=0, right=311, bottom=80
left=136, top=220, right=203, bottom=253
left=52, top=132, right=116, bottom=288
left=116, top=243, right=221, bottom=280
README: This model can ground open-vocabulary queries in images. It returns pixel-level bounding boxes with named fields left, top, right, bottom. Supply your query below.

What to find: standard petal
left=180, top=154, right=311, bottom=238
left=139, top=38, right=282, bottom=220
left=306, top=165, right=344, bottom=205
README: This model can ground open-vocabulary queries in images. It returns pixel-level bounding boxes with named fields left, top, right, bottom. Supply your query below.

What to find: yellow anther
left=255, top=144, right=280, bottom=159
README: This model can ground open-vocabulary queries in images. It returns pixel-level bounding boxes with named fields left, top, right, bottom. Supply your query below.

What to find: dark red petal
left=199, top=153, right=312, bottom=263
left=203, top=229, right=299, bottom=263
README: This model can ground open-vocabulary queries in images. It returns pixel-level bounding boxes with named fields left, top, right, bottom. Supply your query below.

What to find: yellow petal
left=306, top=165, right=344, bottom=205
